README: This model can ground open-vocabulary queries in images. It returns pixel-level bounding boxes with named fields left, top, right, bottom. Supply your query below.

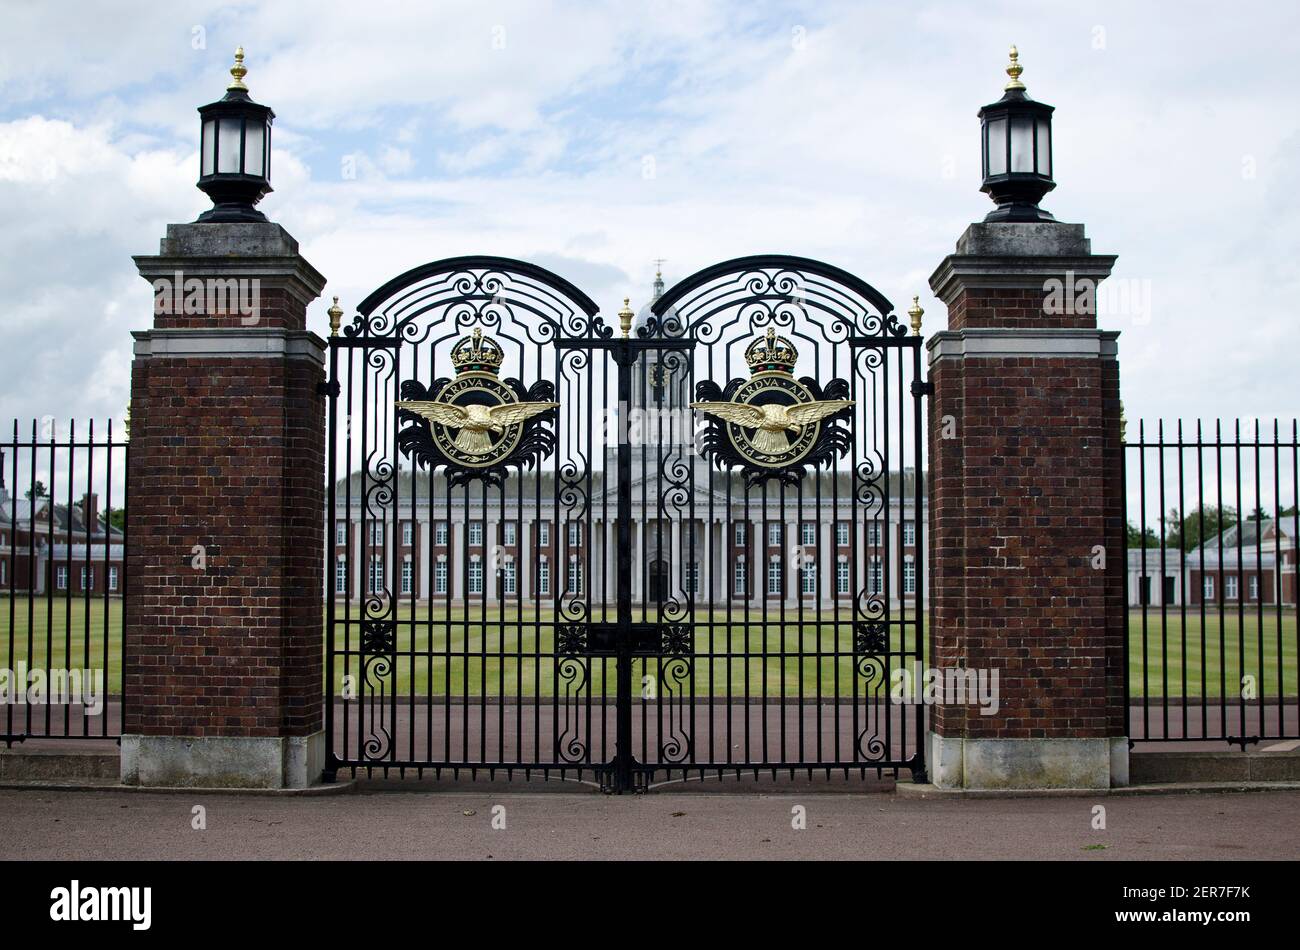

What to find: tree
left=1164, top=505, right=1238, bottom=552
left=1127, top=522, right=1159, bottom=549
left=24, top=480, right=47, bottom=500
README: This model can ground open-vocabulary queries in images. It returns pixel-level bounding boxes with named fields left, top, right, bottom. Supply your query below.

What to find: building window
left=1249, top=575, right=1259, bottom=600
left=868, top=522, right=881, bottom=547
left=568, top=522, right=581, bottom=546
left=503, top=560, right=517, bottom=595
left=469, top=561, right=483, bottom=594
left=869, top=559, right=883, bottom=595
left=399, top=521, right=411, bottom=546
left=335, top=557, right=347, bottom=594
left=56, top=565, right=68, bottom=590
left=1, top=558, right=7, bottom=585
left=435, top=522, right=448, bottom=546
left=1226, top=575, right=1238, bottom=600
left=734, top=560, right=747, bottom=596
left=768, top=523, right=782, bottom=547
left=369, top=522, right=384, bottom=546
left=400, top=560, right=413, bottom=595
left=1203, top=576, right=1215, bottom=601
left=539, top=521, right=550, bottom=546
left=538, top=561, right=550, bottom=595
left=685, top=561, right=699, bottom=595
left=435, top=561, right=448, bottom=595
left=503, top=522, right=516, bottom=546
left=801, top=561, right=816, bottom=595
left=567, top=560, right=583, bottom=594
left=734, top=522, right=746, bottom=547
left=801, top=523, right=816, bottom=547
left=468, top=522, right=483, bottom=546
left=836, top=522, right=849, bottom=547
left=369, top=557, right=383, bottom=594
left=836, top=561, right=849, bottom=595
left=80, top=566, right=93, bottom=590
left=903, top=558, right=916, bottom=595
left=109, top=565, right=119, bottom=591
left=903, top=520, right=915, bottom=546
left=767, top=558, right=782, bottom=595
left=335, top=521, right=346, bottom=545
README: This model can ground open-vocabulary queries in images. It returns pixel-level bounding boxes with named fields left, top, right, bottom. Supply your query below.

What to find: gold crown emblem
left=744, top=327, right=799, bottom=375
left=450, top=327, right=505, bottom=375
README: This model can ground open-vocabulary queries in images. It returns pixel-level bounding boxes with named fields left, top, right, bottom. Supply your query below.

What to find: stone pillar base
left=121, top=732, right=325, bottom=789
left=930, top=734, right=1129, bottom=790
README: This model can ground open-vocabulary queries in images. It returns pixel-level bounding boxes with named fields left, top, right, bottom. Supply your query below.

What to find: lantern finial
left=1004, top=44, right=1025, bottom=91
left=618, top=298, right=634, bottom=338
left=327, top=296, right=343, bottom=337
left=907, top=296, right=924, bottom=336
left=228, top=46, right=249, bottom=92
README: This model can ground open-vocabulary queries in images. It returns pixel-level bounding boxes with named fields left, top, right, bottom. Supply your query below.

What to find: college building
left=1125, top=517, right=1297, bottom=607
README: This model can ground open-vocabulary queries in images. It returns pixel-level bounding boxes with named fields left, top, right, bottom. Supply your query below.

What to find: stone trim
left=121, top=732, right=325, bottom=789
left=132, top=328, right=326, bottom=364
left=929, top=734, right=1129, bottom=790
left=927, top=328, right=1119, bottom=364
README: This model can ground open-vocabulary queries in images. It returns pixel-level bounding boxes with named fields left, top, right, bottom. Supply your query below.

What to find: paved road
left=2, top=786, right=1296, bottom=860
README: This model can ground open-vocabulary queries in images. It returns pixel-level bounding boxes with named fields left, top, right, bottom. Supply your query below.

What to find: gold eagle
left=690, top=399, right=854, bottom=455
left=396, top=400, right=558, bottom=456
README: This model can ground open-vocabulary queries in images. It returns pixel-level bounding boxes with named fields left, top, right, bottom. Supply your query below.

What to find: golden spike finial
left=1004, top=44, right=1025, bottom=91
left=228, top=46, right=249, bottom=92
left=327, top=296, right=343, bottom=336
left=907, top=296, right=924, bottom=336
left=618, top=297, right=634, bottom=338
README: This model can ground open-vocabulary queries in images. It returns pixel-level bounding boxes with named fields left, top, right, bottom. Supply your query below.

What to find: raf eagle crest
left=395, top=327, right=558, bottom=485
left=691, top=327, right=854, bottom=485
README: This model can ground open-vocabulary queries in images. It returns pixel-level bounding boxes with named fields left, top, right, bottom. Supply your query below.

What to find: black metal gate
left=325, top=255, right=926, bottom=790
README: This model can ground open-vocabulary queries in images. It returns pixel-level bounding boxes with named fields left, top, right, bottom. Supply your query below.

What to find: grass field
left=0, top=596, right=1294, bottom=699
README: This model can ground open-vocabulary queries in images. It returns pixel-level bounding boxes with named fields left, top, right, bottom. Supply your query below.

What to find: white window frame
left=903, top=520, right=916, bottom=546
left=836, top=522, right=849, bottom=547
left=568, top=522, right=581, bottom=546
left=369, top=522, right=384, bottom=545
left=80, top=566, right=93, bottom=590
left=734, top=560, right=747, bottom=596
left=335, top=557, right=347, bottom=594
left=768, top=523, right=781, bottom=547
left=801, top=523, right=816, bottom=547
left=335, top=521, right=346, bottom=545
left=1203, top=576, right=1215, bottom=600
left=434, top=561, right=448, bottom=595
left=685, top=561, right=699, bottom=595
left=400, top=560, right=413, bottom=595
left=903, top=558, right=916, bottom=595
left=369, top=557, right=383, bottom=594
left=1249, top=574, right=1259, bottom=600
left=567, top=560, right=583, bottom=594
left=767, top=558, right=781, bottom=595
left=56, top=565, right=68, bottom=590
left=836, top=561, right=850, bottom=595
left=468, top=560, right=483, bottom=594
left=869, top=559, right=883, bottom=595
left=734, top=522, right=746, bottom=547
left=503, top=560, right=517, bottom=595
left=435, top=522, right=448, bottom=546
left=468, top=522, right=483, bottom=546
left=503, top=522, right=517, bottom=546
left=800, top=561, right=816, bottom=595
left=402, top=521, right=413, bottom=546
left=868, top=523, right=881, bottom=547
left=539, top=522, right=550, bottom=546
left=538, top=560, right=550, bottom=595
left=1226, top=574, right=1238, bottom=600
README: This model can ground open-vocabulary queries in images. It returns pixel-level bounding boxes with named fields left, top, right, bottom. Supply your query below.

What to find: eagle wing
left=395, top=400, right=470, bottom=427
left=488, top=401, right=559, bottom=426
left=784, top=399, right=854, bottom=427
left=690, top=401, right=768, bottom=428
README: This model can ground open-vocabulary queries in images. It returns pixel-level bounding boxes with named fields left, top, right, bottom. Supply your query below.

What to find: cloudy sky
left=1, top=0, right=1297, bottom=437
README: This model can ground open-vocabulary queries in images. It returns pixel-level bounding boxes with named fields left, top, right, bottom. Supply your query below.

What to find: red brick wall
left=929, top=333, right=1125, bottom=739
left=124, top=340, right=324, bottom=738
left=947, top=287, right=1098, bottom=331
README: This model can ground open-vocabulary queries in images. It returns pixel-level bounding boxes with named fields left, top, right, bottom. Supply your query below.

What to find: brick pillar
left=926, top=221, right=1126, bottom=789
left=122, top=222, right=327, bottom=788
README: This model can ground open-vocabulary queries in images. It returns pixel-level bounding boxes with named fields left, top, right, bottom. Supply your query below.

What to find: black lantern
left=196, top=47, right=274, bottom=223
left=978, top=46, right=1055, bottom=222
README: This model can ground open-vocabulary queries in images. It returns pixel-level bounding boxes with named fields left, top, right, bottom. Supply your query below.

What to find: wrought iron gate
left=325, top=255, right=926, bottom=790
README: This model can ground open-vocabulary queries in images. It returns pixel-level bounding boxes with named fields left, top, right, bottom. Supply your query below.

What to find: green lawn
left=1, top=596, right=1294, bottom=700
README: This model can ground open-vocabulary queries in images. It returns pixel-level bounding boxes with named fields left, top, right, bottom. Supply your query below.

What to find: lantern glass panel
left=1036, top=119, right=1051, bottom=177
left=244, top=122, right=264, bottom=176
left=1010, top=116, right=1034, bottom=173
left=217, top=118, right=242, bottom=173
left=201, top=119, right=216, bottom=175
left=986, top=118, right=1007, bottom=176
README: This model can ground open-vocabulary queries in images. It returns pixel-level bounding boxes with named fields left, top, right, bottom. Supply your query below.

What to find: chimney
left=81, top=493, right=99, bottom=533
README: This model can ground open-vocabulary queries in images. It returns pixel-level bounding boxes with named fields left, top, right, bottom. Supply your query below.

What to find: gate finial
left=228, top=46, right=249, bottom=92
left=908, top=296, right=924, bottom=336
left=327, top=296, right=343, bottom=336
left=619, top=297, right=634, bottom=338
left=1004, top=44, right=1025, bottom=91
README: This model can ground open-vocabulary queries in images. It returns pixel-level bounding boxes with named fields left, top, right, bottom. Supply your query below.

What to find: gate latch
left=911, top=379, right=933, bottom=397
left=317, top=379, right=341, bottom=397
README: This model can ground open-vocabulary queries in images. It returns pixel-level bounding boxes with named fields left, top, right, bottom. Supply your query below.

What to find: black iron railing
left=1124, top=419, right=1298, bottom=745
left=1, top=419, right=126, bottom=744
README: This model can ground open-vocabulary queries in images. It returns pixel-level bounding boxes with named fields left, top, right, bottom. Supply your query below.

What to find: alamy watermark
left=890, top=662, right=1000, bottom=715
left=0, top=664, right=105, bottom=715
left=1043, top=270, right=1151, bottom=325
left=152, top=271, right=261, bottom=325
